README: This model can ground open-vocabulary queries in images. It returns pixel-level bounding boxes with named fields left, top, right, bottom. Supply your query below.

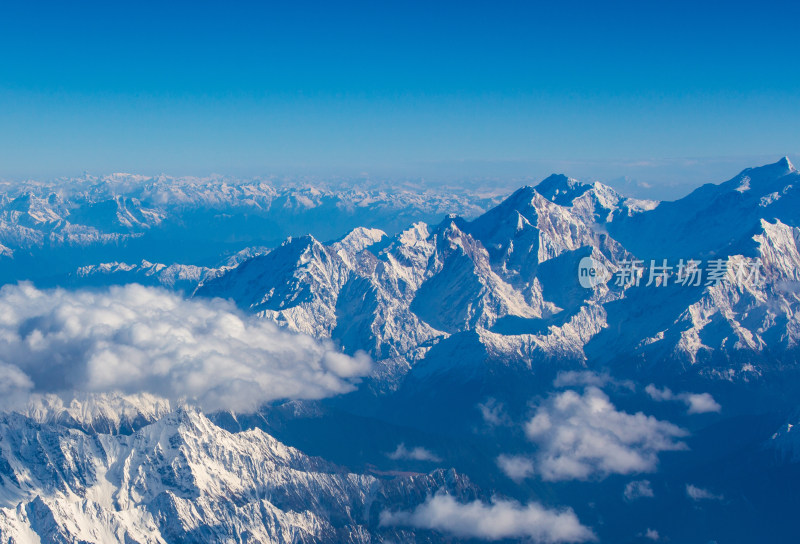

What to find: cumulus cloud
left=387, top=443, right=441, bottom=462
left=0, top=283, right=372, bottom=413
left=379, top=493, right=596, bottom=543
left=497, top=454, right=535, bottom=482
left=0, top=362, right=35, bottom=409
left=624, top=480, right=655, bottom=501
left=645, top=385, right=722, bottom=414
left=524, top=387, right=687, bottom=481
left=686, top=484, right=723, bottom=501
left=683, top=393, right=722, bottom=414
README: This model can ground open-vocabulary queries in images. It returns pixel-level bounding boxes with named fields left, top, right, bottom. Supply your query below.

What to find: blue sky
left=0, top=0, right=798, bottom=196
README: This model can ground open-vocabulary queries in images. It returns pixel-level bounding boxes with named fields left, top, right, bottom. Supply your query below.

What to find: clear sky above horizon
left=0, top=0, right=798, bottom=198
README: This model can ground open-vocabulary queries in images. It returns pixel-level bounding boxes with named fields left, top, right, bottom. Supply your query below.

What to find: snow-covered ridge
left=76, top=260, right=227, bottom=293
left=19, top=392, right=173, bottom=434
left=0, top=176, right=510, bottom=288
left=196, top=180, right=636, bottom=384
left=0, top=175, right=503, bottom=251
left=193, top=159, right=800, bottom=385
left=0, top=406, right=476, bottom=543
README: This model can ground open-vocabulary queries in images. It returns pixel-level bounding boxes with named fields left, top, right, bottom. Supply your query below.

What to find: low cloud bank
left=0, top=283, right=371, bottom=413
left=380, top=493, right=595, bottom=543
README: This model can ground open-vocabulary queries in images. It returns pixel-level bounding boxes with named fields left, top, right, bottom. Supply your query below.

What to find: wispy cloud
left=553, top=370, right=634, bottom=391
left=643, top=528, right=660, bottom=541
left=380, top=493, right=596, bottom=543
left=497, top=454, right=535, bottom=482
left=645, top=385, right=722, bottom=414
left=387, top=443, right=441, bottom=462
left=478, top=397, right=512, bottom=426
left=0, top=283, right=371, bottom=413
left=686, top=484, right=724, bottom=501
left=624, top=480, right=655, bottom=501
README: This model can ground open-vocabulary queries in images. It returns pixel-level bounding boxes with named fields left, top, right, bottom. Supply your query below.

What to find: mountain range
left=1, top=159, right=799, bottom=543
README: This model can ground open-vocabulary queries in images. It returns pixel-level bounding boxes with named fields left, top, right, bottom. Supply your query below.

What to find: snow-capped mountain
left=586, top=216, right=800, bottom=380
left=0, top=175, right=504, bottom=286
left=608, top=156, right=799, bottom=259
left=195, top=159, right=800, bottom=391
left=75, top=260, right=226, bottom=293
left=534, top=173, right=658, bottom=224
left=194, top=179, right=647, bottom=385
left=2, top=159, right=800, bottom=543
left=0, top=406, right=476, bottom=543
left=0, top=175, right=501, bottom=253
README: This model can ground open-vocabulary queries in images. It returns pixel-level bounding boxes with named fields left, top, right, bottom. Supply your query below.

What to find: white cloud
left=623, top=480, right=654, bottom=501
left=387, top=443, right=441, bottom=462
left=683, top=393, right=722, bottom=414
left=497, top=454, right=535, bottom=482
left=553, top=371, right=633, bottom=391
left=644, top=384, right=675, bottom=402
left=0, top=283, right=372, bottom=413
left=643, top=528, right=660, bottom=541
left=686, top=484, right=723, bottom=501
left=645, top=385, right=722, bottom=414
left=0, top=362, right=35, bottom=409
left=524, top=387, right=687, bottom=481
left=379, top=493, right=596, bottom=543
left=479, top=398, right=511, bottom=426
left=553, top=371, right=613, bottom=388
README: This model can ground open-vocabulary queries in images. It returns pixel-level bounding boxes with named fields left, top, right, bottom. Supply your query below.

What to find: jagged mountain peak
left=469, top=184, right=556, bottom=234
left=722, top=156, right=798, bottom=192
left=749, top=155, right=795, bottom=177
left=430, top=213, right=472, bottom=237
left=754, top=218, right=800, bottom=281
left=535, top=174, right=592, bottom=205
left=607, top=158, right=800, bottom=260
left=331, top=226, right=385, bottom=249
left=272, top=234, right=330, bottom=262
left=495, top=184, right=537, bottom=208
left=20, top=392, right=173, bottom=433
left=491, top=176, right=656, bottom=227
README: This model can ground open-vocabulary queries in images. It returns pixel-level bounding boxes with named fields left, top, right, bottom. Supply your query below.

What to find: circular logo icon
left=578, top=256, right=610, bottom=288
